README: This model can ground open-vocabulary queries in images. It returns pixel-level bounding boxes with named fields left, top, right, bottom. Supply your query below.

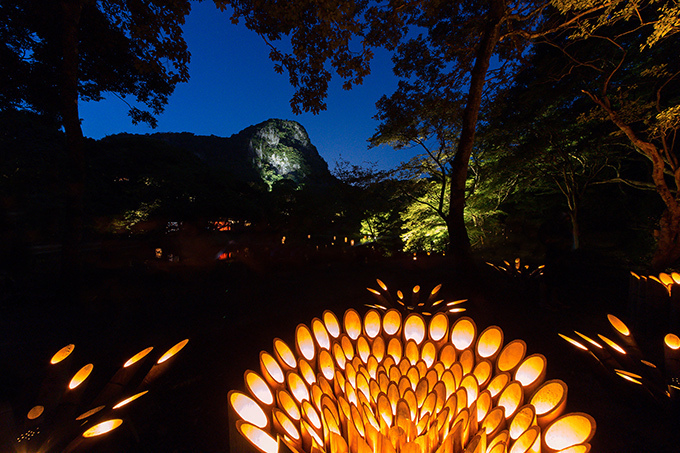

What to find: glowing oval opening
left=82, top=419, right=123, bottom=438
left=477, top=326, right=503, bottom=359
left=509, top=425, right=540, bottom=453
left=383, top=309, right=402, bottom=336
left=343, top=309, right=362, bottom=340
left=230, top=391, right=269, bottom=429
left=665, top=333, right=680, bottom=350
left=261, top=351, right=285, bottom=385
left=69, top=363, right=93, bottom=389
left=274, top=408, right=300, bottom=441
left=157, top=339, right=189, bottom=364
left=530, top=380, right=567, bottom=417
left=498, top=380, right=523, bottom=419
left=451, top=318, right=476, bottom=351
left=509, top=404, right=536, bottom=440
left=403, top=313, right=426, bottom=344
left=274, top=338, right=297, bottom=369
left=429, top=312, right=449, bottom=342
left=288, top=372, right=310, bottom=404
left=277, top=390, right=301, bottom=421
left=311, top=318, right=330, bottom=350
left=323, top=310, right=341, bottom=338
left=296, top=324, right=316, bottom=362
left=364, top=310, right=382, bottom=338
left=124, top=346, right=153, bottom=367
left=607, top=314, right=630, bottom=336
left=27, top=405, right=44, bottom=420
left=544, top=413, right=596, bottom=450
left=487, top=372, right=510, bottom=398
left=559, top=333, right=588, bottom=351
left=237, top=421, right=279, bottom=453
left=497, top=340, right=526, bottom=372
left=597, top=335, right=626, bottom=354
left=76, top=405, right=105, bottom=421
left=245, top=370, right=274, bottom=406
left=113, top=390, right=148, bottom=410
left=51, top=344, right=75, bottom=364
left=514, top=354, right=546, bottom=387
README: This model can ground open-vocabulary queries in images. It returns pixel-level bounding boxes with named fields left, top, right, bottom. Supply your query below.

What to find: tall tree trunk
left=59, top=0, right=85, bottom=296
left=583, top=90, right=680, bottom=270
left=446, top=0, right=504, bottom=269
left=569, top=208, right=580, bottom=250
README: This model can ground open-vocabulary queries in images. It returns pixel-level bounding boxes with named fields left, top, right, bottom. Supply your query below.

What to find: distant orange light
left=27, top=405, right=44, bottom=420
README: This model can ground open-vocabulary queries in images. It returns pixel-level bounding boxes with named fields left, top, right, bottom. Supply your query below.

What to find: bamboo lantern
left=230, top=284, right=595, bottom=453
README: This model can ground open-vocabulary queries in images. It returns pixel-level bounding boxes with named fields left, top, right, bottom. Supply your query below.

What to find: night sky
left=78, top=1, right=407, bottom=171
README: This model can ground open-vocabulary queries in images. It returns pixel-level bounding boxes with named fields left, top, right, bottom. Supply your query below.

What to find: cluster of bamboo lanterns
left=230, top=282, right=595, bottom=453
left=560, top=310, right=680, bottom=402
left=7, top=338, right=188, bottom=452
left=629, top=271, right=680, bottom=336
left=486, top=259, right=544, bottom=280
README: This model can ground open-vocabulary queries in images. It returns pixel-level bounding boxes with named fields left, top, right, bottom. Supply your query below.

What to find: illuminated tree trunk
left=584, top=90, right=680, bottom=270
left=59, top=0, right=86, bottom=290
left=446, top=0, right=503, bottom=269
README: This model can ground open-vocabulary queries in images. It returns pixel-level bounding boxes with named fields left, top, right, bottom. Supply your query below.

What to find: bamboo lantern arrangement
left=486, top=258, right=545, bottom=280
left=7, top=338, right=188, bottom=452
left=560, top=311, right=680, bottom=402
left=230, top=280, right=595, bottom=453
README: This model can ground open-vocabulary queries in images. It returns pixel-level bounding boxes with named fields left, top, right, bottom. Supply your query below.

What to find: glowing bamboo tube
left=157, top=339, right=189, bottom=364
left=383, top=309, right=402, bottom=337
left=451, top=317, right=476, bottom=351
left=51, top=344, right=75, bottom=364
left=261, top=351, right=286, bottom=389
left=364, top=310, right=382, bottom=339
left=323, top=311, right=341, bottom=339
left=514, top=354, right=547, bottom=396
left=487, top=372, right=511, bottom=400
left=509, top=425, right=540, bottom=453
left=311, top=318, right=331, bottom=350
left=404, top=314, right=426, bottom=345
left=27, top=405, right=44, bottom=420
left=405, top=340, right=420, bottom=366
left=429, top=312, right=449, bottom=343
left=343, top=309, right=363, bottom=341
left=246, top=370, right=275, bottom=406
left=497, top=380, right=523, bottom=419
left=509, top=404, right=536, bottom=441
left=123, top=346, right=153, bottom=368
left=274, top=338, right=298, bottom=371
left=75, top=405, right=105, bottom=421
left=543, top=413, right=596, bottom=452
left=476, top=326, right=504, bottom=362
left=529, top=380, right=568, bottom=427
left=480, top=406, right=506, bottom=438
left=473, top=359, right=492, bottom=388
left=236, top=421, right=279, bottom=453
left=296, top=324, right=317, bottom=365
left=112, top=390, right=148, bottom=409
left=387, top=337, right=403, bottom=363
left=273, top=408, right=302, bottom=448
left=230, top=391, right=269, bottom=429
left=69, top=363, right=93, bottom=390
left=439, top=344, right=457, bottom=368
left=497, top=340, right=526, bottom=374
left=82, top=419, right=123, bottom=438
left=555, top=444, right=591, bottom=453
left=459, top=349, right=475, bottom=375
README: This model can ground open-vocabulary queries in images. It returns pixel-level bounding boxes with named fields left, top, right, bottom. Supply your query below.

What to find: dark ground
left=2, top=245, right=679, bottom=452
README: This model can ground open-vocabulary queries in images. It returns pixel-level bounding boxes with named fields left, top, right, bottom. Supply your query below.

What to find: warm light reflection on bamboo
left=50, top=344, right=75, bottom=364
left=69, top=363, right=93, bottom=390
left=230, top=292, right=594, bottom=453
left=157, top=339, right=189, bottom=364
left=124, top=346, right=154, bottom=367
left=82, top=419, right=123, bottom=438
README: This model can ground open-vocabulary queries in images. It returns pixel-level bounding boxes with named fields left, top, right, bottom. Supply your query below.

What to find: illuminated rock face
left=230, top=306, right=595, bottom=453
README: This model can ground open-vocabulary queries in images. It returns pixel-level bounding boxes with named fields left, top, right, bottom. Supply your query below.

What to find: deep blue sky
left=79, top=1, right=409, bottom=171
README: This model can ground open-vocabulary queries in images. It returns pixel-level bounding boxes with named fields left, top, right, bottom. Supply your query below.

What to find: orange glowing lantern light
left=124, top=346, right=154, bottom=367
left=665, top=333, right=680, bottom=350
left=27, top=405, right=44, bottom=420
left=82, top=419, right=123, bottom=438
left=51, top=344, right=75, bottom=364
left=157, top=339, right=189, bottom=364
left=76, top=405, right=105, bottom=421
left=228, top=286, right=595, bottom=453
left=113, top=390, right=148, bottom=409
left=69, top=363, right=93, bottom=389
left=543, top=413, right=596, bottom=452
